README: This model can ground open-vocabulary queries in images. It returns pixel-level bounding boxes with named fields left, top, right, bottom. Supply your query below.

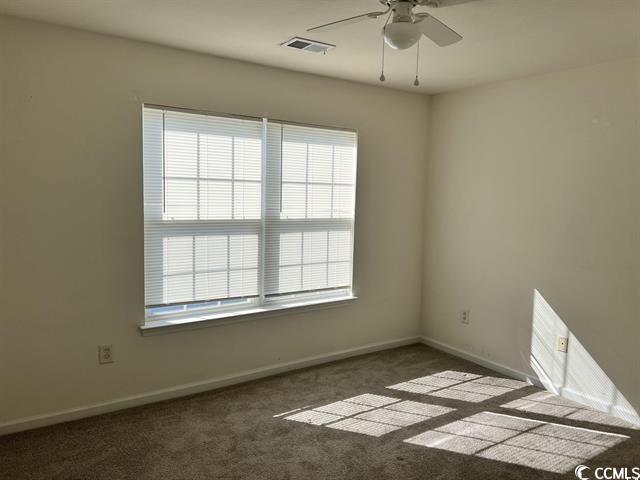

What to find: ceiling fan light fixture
left=383, top=21, right=423, bottom=50
left=305, top=0, right=466, bottom=83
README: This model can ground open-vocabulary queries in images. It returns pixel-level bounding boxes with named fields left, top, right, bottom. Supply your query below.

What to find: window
left=143, top=106, right=357, bottom=325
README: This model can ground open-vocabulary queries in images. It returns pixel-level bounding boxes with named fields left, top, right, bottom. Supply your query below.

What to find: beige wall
left=0, top=16, right=428, bottom=424
left=423, top=57, right=640, bottom=421
left=3, top=13, right=638, bottom=430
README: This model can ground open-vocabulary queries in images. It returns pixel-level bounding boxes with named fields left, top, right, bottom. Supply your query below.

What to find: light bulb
left=383, top=22, right=423, bottom=50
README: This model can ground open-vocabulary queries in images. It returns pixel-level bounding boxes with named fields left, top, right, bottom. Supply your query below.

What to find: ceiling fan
left=307, top=0, right=473, bottom=85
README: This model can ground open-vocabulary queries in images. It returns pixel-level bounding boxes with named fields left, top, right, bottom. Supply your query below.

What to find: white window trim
left=139, top=293, right=357, bottom=336
left=141, top=104, right=358, bottom=335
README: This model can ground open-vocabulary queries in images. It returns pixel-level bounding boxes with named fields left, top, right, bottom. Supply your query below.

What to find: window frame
left=141, top=104, right=358, bottom=331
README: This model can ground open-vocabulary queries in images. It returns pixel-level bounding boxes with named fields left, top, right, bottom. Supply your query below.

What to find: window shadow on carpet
left=404, top=410, right=628, bottom=474
left=279, top=393, right=455, bottom=437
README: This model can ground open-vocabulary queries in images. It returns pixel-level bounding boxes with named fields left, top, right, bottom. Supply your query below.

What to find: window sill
left=139, top=295, right=357, bottom=336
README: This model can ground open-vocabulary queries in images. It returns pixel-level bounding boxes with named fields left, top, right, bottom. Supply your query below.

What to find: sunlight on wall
left=531, top=289, right=639, bottom=426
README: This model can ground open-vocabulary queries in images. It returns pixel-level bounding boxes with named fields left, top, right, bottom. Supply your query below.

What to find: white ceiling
left=1, top=0, right=639, bottom=94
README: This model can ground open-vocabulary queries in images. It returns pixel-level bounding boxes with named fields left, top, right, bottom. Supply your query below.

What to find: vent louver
left=281, top=37, right=335, bottom=54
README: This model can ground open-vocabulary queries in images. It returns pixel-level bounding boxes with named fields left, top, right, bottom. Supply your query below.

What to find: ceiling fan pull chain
left=380, top=27, right=387, bottom=82
left=380, top=11, right=393, bottom=82
left=414, top=40, right=420, bottom=86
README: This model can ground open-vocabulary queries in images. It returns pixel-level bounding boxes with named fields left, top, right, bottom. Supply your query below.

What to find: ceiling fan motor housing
left=379, top=0, right=442, bottom=8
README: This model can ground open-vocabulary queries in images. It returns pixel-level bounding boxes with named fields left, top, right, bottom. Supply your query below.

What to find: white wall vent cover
left=281, top=37, right=335, bottom=54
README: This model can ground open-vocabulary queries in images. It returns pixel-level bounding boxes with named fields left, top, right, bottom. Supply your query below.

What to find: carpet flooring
left=2, top=344, right=639, bottom=479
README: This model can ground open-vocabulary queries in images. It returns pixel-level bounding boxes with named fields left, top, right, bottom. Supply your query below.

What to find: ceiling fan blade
left=417, top=0, right=478, bottom=7
left=307, top=11, right=387, bottom=33
left=436, top=0, right=478, bottom=6
left=415, top=13, right=462, bottom=46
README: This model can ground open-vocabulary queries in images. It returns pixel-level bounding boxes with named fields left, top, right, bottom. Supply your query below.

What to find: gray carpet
left=2, top=344, right=639, bottom=479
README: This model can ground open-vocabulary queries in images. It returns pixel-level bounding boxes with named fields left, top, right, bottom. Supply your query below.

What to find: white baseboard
left=6, top=334, right=635, bottom=436
left=420, top=336, right=543, bottom=388
left=0, top=336, right=421, bottom=436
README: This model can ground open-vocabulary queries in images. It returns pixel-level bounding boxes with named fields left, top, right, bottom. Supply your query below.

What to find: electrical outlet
left=460, top=309, right=470, bottom=325
left=98, top=344, right=114, bottom=364
left=557, top=336, right=568, bottom=353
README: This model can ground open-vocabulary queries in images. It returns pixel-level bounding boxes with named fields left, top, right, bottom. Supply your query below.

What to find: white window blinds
left=264, top=122, right=356, bottom=297
left=143, top=106, right=357, bottom=319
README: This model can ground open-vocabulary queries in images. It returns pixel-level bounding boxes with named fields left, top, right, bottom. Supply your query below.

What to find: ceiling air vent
left=281, top=37, right=335, bottom=55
